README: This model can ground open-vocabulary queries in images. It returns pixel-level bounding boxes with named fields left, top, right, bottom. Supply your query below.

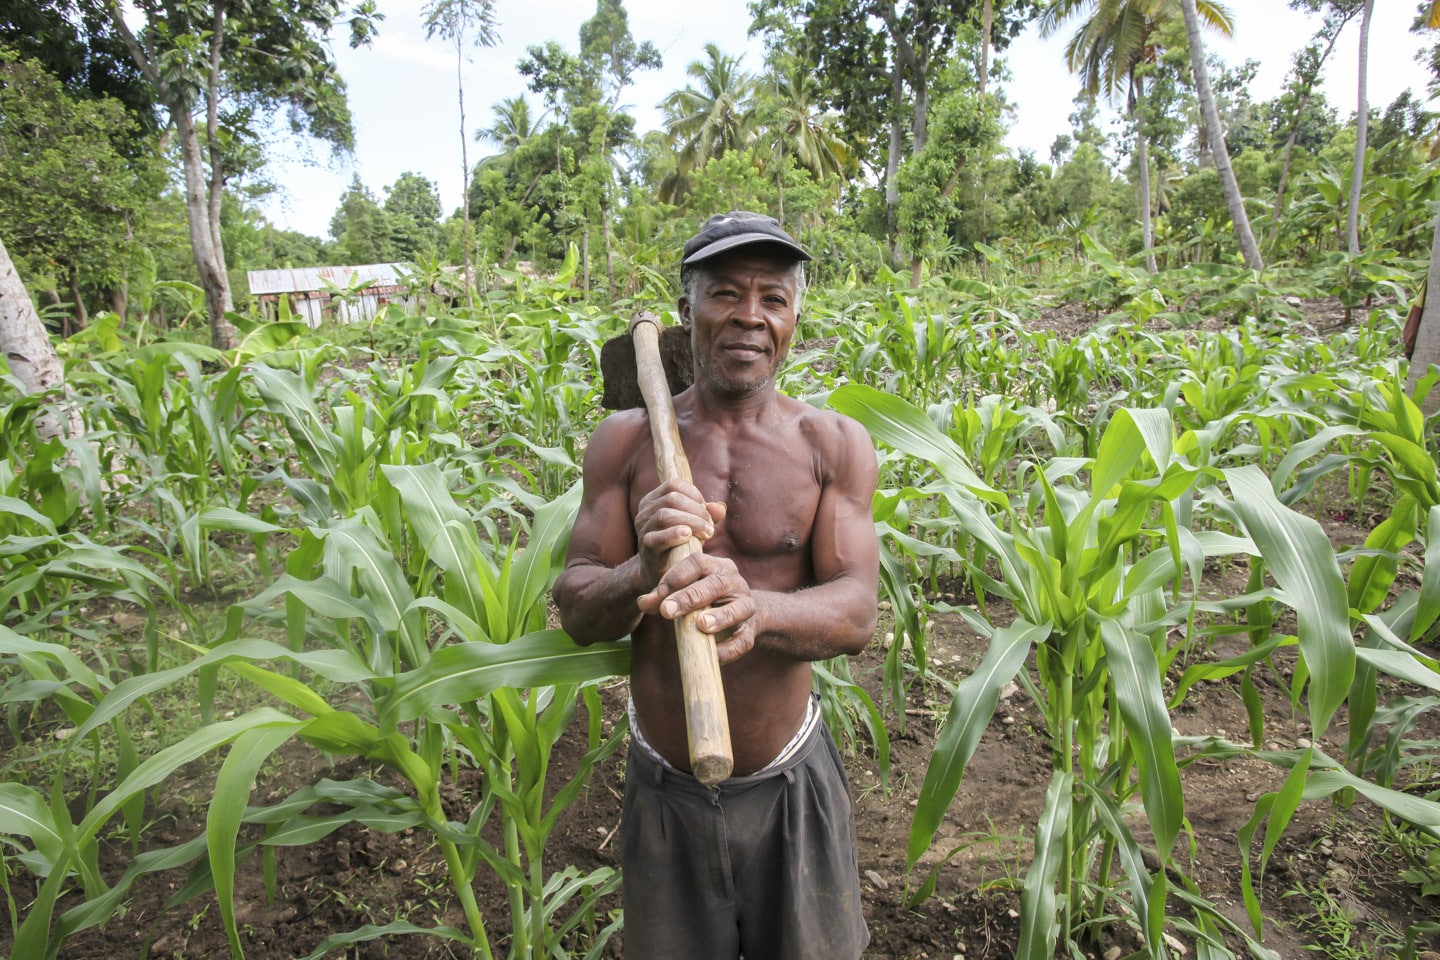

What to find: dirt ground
left=10, top=559, right=1439, bottom=960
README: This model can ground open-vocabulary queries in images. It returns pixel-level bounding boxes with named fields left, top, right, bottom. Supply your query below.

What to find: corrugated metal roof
left=246, top=263, right=410, bottom=295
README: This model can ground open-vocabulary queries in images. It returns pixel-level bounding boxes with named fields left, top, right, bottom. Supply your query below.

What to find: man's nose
left=731, top=293, right=765, bottom=326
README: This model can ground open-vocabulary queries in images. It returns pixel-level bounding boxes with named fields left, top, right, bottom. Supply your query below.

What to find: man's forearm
left=555, top=556, right=649, bottom=645
left=750, top=578, right=877, bottom=662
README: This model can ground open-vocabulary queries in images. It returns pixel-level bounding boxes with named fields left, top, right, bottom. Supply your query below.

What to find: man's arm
left=554, top=414, right=724, bottom=645
left=639, top=414, right=879, bottom=664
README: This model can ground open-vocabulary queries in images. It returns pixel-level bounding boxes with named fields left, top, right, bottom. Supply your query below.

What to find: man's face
left=679, top=249, right=800, bottom=399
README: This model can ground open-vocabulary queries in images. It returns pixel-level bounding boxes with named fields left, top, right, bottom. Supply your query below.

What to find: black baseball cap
left=681, top=211, right=812, bottom=266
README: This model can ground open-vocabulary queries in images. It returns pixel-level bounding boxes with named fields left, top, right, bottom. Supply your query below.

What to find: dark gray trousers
left=620, top=720, right=869, bottom=960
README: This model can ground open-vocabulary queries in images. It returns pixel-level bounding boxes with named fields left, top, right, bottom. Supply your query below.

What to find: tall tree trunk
left=456, top=33, right=476, bottom=309
left=980, top=0, right=993, bottom=96
left=884, top=70, right=903, bottom=256
left=176, top=109, right=238, bottom=349
left=0, top=237, right=82, bottom=439
left=1136, top=104, right=1157, bottom=274
left=776, top=165, right=786, bottom=227
left=1348, top=0, right=1374, bottom=256
left=581, top=225, right=591, bottom=293
left=601, top=198, right=616, bottom=298
left=911, top=79, right=929, bottom=156
left=1181, top=0, right=1265, bottom=271
left=68, top=266, right=88, bottom=330
left=111, top=7, right=236, bottom=350
left=206, top=5, right=229, bottom=285
left=1411, top=209, right=1440, bottom=417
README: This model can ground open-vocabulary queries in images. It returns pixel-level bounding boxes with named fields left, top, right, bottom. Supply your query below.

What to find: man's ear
left=678, top=297, right=692, bottom=331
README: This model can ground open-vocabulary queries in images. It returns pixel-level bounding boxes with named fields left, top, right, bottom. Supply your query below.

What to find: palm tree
left=477, top=96, right=545, bottom=158
left=659, top=43, right=758, bottom=200
left=422, top=0, right=499, bottom=308
left=1179, top=0, right=1262, bottom=270
left=1347, top=0, right=1374, bottom=255
left=1040, top=0, right=1233, bottom=273
left=758, top=63, right=857, bottom=224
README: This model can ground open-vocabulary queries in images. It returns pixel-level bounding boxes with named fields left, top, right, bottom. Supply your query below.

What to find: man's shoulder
left=593, top=406, right=650, bottom=437
left=582, top=408, right=651, bottom=472
left=785, top=396, right=870, bottom=446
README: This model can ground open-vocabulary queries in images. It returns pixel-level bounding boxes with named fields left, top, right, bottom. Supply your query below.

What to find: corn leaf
left=1224, top=465, right=1353, bottom=737
left=1414, top=504, right=1440, bottom=641
left=1100, top=619, right=1183, bottom=859
left=0, top=783, right=65, bottom=874
left=827, top=384, right=1002, bottom=502
left=210, top=721, right=304, bottom=958
left=909, top=619, right=1047, bottom=869
left=297, top=920, right=473, bottom=960
left=1347, top=496, right=1419, bottom=614
left=76, top=708, right=297, bottom=848
left=382, top=631, right=630, bottom=727
left=71, top=640, right=372, bottom=742
left=1016, top=770, right=1073, bottom=960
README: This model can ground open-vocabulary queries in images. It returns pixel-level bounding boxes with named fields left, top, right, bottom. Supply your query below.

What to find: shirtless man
left=553, top=211, right=879, bottom=960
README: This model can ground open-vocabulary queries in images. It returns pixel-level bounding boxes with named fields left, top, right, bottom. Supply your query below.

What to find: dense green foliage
left=5, top=1, right=1439, bottom=319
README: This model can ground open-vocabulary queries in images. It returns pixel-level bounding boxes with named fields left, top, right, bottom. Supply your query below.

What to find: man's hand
left=637, top=551, right=760, bottom=665
left=634, top=479, right=758, bottom=665
left=633, top=479, right=725, bottom=588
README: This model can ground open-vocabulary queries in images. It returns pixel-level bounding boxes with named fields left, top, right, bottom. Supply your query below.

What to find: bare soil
left=7, top=549, right=1438, bottom=960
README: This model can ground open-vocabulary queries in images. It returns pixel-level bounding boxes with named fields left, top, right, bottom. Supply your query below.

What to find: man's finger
left=656, top=571, right=742, bottom=618
left=714, top=628, right=755, bottom=665
left=696, top=599, right=755, bottom=634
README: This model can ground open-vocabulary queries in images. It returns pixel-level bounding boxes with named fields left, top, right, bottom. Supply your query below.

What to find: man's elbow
left=837, top=603, right=878, bottom=657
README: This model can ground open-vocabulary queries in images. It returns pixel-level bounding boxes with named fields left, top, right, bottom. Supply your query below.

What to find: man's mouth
left=721, top=342, right=767, bottom=359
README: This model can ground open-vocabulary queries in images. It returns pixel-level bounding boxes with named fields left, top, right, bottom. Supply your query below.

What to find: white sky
left=255, top=1, right=1436, bottom=239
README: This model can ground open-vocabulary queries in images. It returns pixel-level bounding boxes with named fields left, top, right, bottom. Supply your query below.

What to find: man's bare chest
left=633, top=426, right=822, bottom=560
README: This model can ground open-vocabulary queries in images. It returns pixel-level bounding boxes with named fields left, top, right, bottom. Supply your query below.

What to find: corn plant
left=835, top=376, right=1440, bottom=958
left=2, top=474, right=629, bottom=960
left=834, top=384, right=1283, bottom=958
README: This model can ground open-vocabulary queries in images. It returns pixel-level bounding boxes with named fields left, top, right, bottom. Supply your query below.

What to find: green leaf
left=1347, top=496, right=1418, bottom=614
left=72, top=640, right=372, bottom=742
left=1224, top=465, right=1353, bottom=737
left=77, top=709, right=297, bottom=847
left=381, top=462, right=484, bottom=621
left=908, top=618, right=1046, bottom=870
left=1078, top=781, right=1162, bottom=956
left=827, top=384, right=1002, bottom=502
left=1413, top=505, right=1440, bottom=642
left=382, top=632, right=630, bottom=727
left=1100, top=620, right=1183, bottom=860
left=1016, top=770, right=1073, bottom=960
left=210, top=722, right=303, bottom=957
left=1303, top=766, right=1440, bottom=835
left=297, top=920, right=474, bottom=960
left=0, top=783, right=65, bottom=873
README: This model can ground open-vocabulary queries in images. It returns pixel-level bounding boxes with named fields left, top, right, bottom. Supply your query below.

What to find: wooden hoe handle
left=630, top=313, right=734, bottom=785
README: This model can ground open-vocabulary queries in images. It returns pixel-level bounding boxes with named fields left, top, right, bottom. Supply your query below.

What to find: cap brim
left=682, top=234, right=812, bottom=265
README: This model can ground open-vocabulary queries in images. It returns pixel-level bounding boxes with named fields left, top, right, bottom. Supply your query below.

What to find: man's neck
left=686, top=384, right=782, bottom=426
